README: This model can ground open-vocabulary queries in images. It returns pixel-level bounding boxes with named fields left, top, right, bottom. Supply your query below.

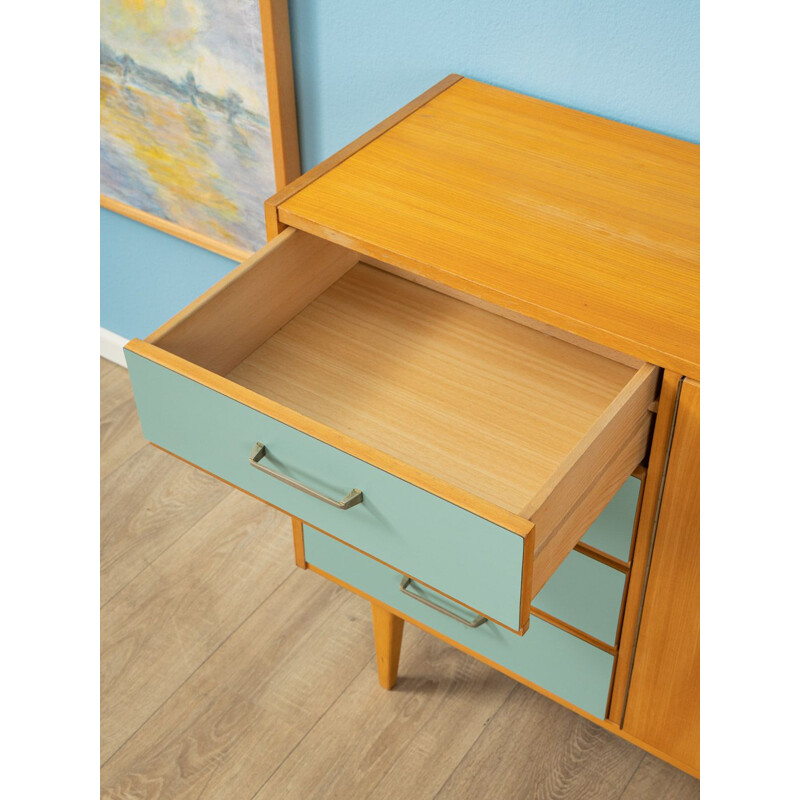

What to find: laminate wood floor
left=100, top=358, right=699, bottom=800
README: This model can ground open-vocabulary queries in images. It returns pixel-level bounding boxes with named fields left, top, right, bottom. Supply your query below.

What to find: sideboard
left=125, top=76, right=700, bottom=777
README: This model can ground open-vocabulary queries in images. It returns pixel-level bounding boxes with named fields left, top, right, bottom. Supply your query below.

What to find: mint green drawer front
left=304, top=526, right=614, bottom=719
left=532, top=551, right=626, bottom=646
left=126, top=350, right=526, bottom=629
left=579, top=476, right=640, bottom=561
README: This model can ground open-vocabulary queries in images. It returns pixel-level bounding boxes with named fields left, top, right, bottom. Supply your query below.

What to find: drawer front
left=578, top=475, right=641, bottom=562
left=126, top=350, right=526, bottom=629
left=530, top=476, right=638, bottom=645
left=303, top=525, right=614, bottom=719
left=533, top=550, right=625, bottom=646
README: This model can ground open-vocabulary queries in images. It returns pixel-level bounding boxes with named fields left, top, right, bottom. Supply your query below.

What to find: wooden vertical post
left=291, top=517, right=307, bottom=569
left=258, top=0, right=301, bottom=188
left=622, top=378, right=700, bottom=773
left=371, top=603, right=404, bottom=689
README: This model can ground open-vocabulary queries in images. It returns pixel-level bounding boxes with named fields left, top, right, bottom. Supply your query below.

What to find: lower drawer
left=303, top=525, right=615, bottom=719
left=578, top=475, right=641, bottom=562
left=533, top=550, right=626, bottom=647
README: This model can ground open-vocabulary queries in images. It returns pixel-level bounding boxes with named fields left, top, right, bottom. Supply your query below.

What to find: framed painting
left=100, top=0, right=300, bottom=261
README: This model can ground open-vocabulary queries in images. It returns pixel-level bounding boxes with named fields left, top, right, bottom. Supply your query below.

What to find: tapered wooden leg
left=291, top=517, right=307, bottom=569
left=371, top=603, right=404, bottom=689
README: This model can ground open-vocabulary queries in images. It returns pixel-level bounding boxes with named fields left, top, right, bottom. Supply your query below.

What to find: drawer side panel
left=126, top=349, right=525, bottom=629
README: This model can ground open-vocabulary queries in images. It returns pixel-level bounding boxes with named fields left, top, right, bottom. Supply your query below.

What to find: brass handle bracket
left=399, top=577, right=487, bottom=628
left=249, top=442, right=363, bottom=510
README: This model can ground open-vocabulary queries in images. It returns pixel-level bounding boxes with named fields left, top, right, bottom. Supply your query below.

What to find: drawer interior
left=142, top=228, right=658, bottom=599
left=227, top=263, right=636, bottom=514
left=148, top=230, right=646, bottom=519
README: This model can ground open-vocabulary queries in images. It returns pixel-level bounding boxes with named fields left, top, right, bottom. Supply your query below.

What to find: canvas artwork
left=100, top=0, right=275, bottom=252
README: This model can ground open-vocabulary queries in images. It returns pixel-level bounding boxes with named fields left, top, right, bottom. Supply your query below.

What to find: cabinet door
left=623, top=378, right=699, bottom=773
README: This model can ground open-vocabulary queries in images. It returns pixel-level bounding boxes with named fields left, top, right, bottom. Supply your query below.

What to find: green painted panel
left=579, top=476, right=640, bottom=561
left=303, top=526, right=614, bottom=719
left=532, top=550, right=626, bottom=645
left=125, top=350, right=525, bottom=628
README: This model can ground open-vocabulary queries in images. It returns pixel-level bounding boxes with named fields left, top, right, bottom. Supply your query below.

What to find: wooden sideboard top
left=269, top=76, right=699, bottom=380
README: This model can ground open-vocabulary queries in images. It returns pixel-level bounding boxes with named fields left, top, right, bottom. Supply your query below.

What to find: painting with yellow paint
left=101, top=0, right=275, bottom=252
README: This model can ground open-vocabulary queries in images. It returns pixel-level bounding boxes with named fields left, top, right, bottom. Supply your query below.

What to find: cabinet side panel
left=622, top=378, right=699, bottom=771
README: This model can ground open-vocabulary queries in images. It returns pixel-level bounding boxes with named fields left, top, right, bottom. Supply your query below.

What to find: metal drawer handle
left=399, top=577, right=488, bottom=628
left=249, top=442, right=363, bottom=510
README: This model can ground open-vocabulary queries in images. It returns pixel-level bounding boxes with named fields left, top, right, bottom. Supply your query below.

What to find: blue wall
left=100, top=209, right=237, bottom=341
left=290, top=0, right=699, bottom=169
left=101, top=0, right=699, bottom=340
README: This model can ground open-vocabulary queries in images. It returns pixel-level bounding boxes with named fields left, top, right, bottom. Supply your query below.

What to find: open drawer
left=125, top=228, right=658, bottom=634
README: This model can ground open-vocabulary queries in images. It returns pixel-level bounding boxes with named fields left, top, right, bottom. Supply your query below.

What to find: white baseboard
left=100, top=327, right=129, bottom=368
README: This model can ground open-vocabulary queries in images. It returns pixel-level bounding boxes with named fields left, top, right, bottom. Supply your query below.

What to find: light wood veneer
left=274, top=77, right=699, bottom=379
left=228, top=262, right=638, bottom=515
left=623, top=378, right=700, bottom=773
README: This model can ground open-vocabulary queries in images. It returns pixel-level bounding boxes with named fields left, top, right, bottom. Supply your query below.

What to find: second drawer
left=303, top=525, right=616, bottom=719
left=533, top=550, right=626, bottom=647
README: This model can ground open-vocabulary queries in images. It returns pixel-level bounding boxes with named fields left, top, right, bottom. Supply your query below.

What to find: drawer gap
left=529, top=608, right=617, bottom=656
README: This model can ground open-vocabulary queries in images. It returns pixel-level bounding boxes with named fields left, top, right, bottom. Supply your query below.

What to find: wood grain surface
left=148, top=228, right=357, bottom=375
left=608, top=371, right=683, bottom=725
left=258, top=0, right=301, bottom=188
left=101, top=489, right=293, bottom=762
left=371, top=603, right=405, bottom=690
left=100, top=445, right=230, bottom=605
left=251, top=620, right=516, bottom=800
left=100, top=359, right=699, bottom=798
left=100, top=361, right=149, bottom=479
left=265, top=74, right=463, bottom=241
left=437, top=686, right=646, bottom=799
left=227, top=262, right=637, bottom=514
left=363, top=254, right=645, bottom=370
left=278, top=78, right=699, bottom=379
left=623, top=378, right=700, bottom=773
left=619, top=753, right=703, bottom=800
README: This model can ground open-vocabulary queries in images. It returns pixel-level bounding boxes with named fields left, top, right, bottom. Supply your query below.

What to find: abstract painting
left=101, top=0, right=277, bottom=253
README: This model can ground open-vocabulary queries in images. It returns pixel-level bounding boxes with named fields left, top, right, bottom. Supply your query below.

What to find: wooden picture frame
left=100, top=0, right=301, bottom=262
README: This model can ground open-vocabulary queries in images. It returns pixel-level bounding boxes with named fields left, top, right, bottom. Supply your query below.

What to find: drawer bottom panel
left=303, top=526, right=614, bottom=719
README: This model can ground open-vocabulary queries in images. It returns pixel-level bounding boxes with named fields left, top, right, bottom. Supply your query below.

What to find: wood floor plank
left=435, top=683, right=646, bottom=800
left=101, top=356, right=116, bottom=377
left=101, top=362, right=134, bottom=416
left=100, top=363, right=149, bottom=479
left=101, top=399, right=148, bottom=479
left=101, top=491, right=294, bottom=763
left=100, top=572, right=376, bottom=799
left=253, top=609, right=515, bottom=800
left=100, top=445, right=232, bottom=605
left=619, top=754, right=699, bottom=800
